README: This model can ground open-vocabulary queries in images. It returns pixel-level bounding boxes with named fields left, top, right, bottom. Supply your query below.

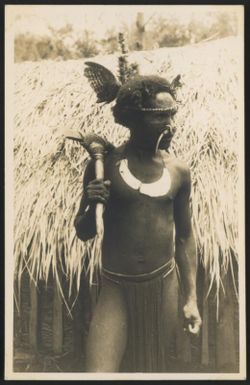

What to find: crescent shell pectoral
left=119, top=159, right=171, bottom=197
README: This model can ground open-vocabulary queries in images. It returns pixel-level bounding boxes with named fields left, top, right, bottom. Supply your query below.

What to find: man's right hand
left=86, top=179, right=111, bottom=205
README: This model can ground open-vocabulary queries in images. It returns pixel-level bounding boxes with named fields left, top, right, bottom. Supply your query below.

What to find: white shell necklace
left=119, top=158, right=171, bottom=197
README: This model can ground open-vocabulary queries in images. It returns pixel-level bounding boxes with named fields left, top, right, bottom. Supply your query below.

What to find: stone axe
left=64, top=130, right=113, bottom=236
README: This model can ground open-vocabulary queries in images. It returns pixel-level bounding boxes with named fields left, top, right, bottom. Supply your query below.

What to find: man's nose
left=165, top=124, right=176, bottom=136
left=170, top=124, right=177, bottom=135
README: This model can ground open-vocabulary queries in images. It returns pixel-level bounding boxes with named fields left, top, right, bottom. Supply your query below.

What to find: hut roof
left=14, top=36, right=241, bottom=299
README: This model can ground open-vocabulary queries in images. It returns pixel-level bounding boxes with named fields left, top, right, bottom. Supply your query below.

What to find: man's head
left=112, top=75, right=178, bottom=151
left=84, top=62, right=181, bottom=152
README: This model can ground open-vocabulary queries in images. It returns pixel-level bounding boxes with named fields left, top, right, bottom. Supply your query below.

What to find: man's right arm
left=74, top=160, right=111, bottom=241
left=74, top=160, right=97, bottom=241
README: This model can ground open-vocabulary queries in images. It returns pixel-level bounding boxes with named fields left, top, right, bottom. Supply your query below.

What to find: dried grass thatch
left=13, top=36, right=241, bottom=306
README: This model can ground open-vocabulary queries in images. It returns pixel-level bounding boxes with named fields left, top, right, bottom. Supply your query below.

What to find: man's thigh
left=85, top=279, right=128, bottom=372
left=162, top=269, right=179, bottom=343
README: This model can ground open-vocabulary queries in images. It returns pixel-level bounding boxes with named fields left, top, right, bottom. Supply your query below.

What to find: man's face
left=132, top=92, right=177, bottom=151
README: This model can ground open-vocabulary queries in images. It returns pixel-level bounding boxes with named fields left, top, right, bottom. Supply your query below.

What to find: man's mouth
left=155, top=129, right=172, bottom=152
left=158, top=124, right=176, bottom=147
left=162, top=132, right=172, bottom=141
left=158, top=135, right=172, bottom=148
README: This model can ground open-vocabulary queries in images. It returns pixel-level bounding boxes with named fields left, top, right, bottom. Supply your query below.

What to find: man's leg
left=162, top=268, right=179, bottom=369
left=85, top=279, right=128, bottom=372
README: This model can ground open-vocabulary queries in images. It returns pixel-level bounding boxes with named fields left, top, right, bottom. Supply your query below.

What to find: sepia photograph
left=5, top=4, right=245, bottom=380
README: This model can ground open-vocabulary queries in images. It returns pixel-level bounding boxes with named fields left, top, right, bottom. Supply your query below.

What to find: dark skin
left=75, top=92, right=201, bottom=349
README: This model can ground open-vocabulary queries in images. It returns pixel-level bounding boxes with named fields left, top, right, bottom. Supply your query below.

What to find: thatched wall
left=14, top=36, right=240, bottom=290
left=13, top=36, right=241, bottom=371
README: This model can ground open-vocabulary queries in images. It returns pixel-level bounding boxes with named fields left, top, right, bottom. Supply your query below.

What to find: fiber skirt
left=102, top=258, right=179, bottom=372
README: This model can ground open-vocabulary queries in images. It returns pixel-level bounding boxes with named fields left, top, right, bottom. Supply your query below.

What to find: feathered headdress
left=84, top=33, right=182, bottom=113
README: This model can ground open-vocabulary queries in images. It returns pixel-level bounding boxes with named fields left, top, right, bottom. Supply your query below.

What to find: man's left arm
left=173, top=165, right=202, bottom=335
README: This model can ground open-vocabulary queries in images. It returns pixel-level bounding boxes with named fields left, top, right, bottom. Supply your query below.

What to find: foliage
left=14, top=11, right=238, bottom=62
left=153, top=11, right=238, bottom=47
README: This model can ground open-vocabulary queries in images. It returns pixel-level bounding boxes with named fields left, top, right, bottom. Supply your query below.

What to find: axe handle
left=95, top=156, right=104, bottom=236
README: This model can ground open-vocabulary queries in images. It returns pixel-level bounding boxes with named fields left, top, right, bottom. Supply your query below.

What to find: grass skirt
left=102, top=259, right=179, bottom=372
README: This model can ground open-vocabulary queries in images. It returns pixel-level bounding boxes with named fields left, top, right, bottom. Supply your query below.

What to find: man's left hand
left=183, top=301, right=202, bottom=335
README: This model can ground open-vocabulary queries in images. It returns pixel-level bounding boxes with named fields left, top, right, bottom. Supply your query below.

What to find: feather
left=170, top=74, right=182, bottom=91
left=84, top=61, right=121, bottom=103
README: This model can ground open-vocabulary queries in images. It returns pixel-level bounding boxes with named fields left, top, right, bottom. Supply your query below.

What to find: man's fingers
left=88, top=195, right=108, bottom=204
left=183, top=303, right=202, bottom=336
left=86, top=183, right=111, bottom=196
left=185, top=316, right=202, bottom=335
left=86, top=184, right=110, bottom=192
left=87, top=184, right=109, bottom=190
left=87, top=187, right=109, bottom=195
left=183, top=322, right=200, bottom=335
left=188, top=323, right=200, bottom=335
left=88, top=179, right=111, bottom=186
left=87, top=193, right=109, bottom=200
left=87, top=191, right=109, bottom=199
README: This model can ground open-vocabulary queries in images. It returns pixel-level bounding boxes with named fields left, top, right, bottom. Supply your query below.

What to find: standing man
left=74, top=72, right=202, bottom=372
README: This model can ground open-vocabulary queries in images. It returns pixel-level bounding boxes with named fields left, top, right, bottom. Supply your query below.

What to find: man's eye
left=157, top=113, right=169, bottom=118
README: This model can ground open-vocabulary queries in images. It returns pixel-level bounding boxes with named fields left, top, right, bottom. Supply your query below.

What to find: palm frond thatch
left=13, top=36, right=241, bottom=303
